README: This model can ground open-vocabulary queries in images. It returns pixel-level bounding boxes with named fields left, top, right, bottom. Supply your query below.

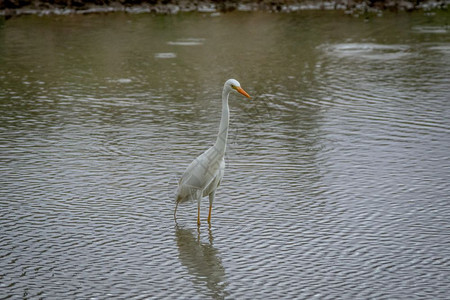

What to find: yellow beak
left=236, top=86, right=251, bottom=99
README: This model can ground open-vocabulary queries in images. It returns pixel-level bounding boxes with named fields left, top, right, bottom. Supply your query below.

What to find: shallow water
left=1, top=10, right=450, bottom=299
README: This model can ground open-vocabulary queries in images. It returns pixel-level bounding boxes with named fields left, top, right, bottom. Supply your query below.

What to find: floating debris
left=167, top=38, right=205, bottom=46
left=109, top=78, right=132, bottom=84
left=155, top=53, right=177, bottom=59
left=412, top=26, right=450, bottom=34
left=322, top=43, right=411, bottom=60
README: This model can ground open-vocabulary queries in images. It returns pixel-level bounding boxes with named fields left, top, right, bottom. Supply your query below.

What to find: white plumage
left=174, top=79, right=251, bottom=226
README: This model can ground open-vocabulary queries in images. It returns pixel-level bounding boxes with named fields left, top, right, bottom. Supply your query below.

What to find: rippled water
left=1, top=11, right=450, bottom=299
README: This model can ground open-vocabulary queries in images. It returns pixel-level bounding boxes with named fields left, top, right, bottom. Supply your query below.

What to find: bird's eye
left=231, top=85, right=235, bottom=89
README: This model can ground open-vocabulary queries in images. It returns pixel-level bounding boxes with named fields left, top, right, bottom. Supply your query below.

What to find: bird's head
left=225, top=79, right=251, bottom=99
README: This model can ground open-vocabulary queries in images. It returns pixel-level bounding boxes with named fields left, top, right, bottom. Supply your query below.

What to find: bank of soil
left=1, top=0, right=449, bottom=17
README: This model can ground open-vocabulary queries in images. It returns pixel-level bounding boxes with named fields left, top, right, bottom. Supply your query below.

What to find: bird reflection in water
left=175, top=225, right=229, bottom=299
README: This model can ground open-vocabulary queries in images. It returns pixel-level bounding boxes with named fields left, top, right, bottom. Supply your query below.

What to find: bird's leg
left=208, top=191, right=215, bottom=224
left=174, top=202, right=179, bottom=223
left=197, top=196, right=201, bottom=227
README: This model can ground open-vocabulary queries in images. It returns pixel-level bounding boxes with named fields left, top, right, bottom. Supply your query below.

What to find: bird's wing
left=203, top=158, right=225, bottom=197
left=179, top=146, right=224, bottom=191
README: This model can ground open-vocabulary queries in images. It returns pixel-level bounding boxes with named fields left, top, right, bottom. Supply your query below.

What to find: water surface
left=1, top=11, right=450, bottom=299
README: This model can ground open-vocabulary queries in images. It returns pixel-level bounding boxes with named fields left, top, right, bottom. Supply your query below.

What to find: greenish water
left=1, top=11, right=449, bottom=299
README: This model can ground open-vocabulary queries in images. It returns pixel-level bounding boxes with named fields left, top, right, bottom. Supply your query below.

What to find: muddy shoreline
left=1, top=0, right=449, bottom=18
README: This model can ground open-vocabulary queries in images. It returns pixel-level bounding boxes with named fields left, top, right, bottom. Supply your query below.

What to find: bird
left=174, top=79, right=251, bottom=226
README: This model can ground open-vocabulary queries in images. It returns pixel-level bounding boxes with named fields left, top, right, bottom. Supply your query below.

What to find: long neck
left=214, top=88, right=230, bottom=153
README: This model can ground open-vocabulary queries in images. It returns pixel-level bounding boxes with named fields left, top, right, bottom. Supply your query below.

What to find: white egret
left=174, top=79, right=251, bottom=226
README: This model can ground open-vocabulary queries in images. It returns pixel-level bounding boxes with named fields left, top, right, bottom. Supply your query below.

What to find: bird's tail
left=175, top=193, right=183, bottom=204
